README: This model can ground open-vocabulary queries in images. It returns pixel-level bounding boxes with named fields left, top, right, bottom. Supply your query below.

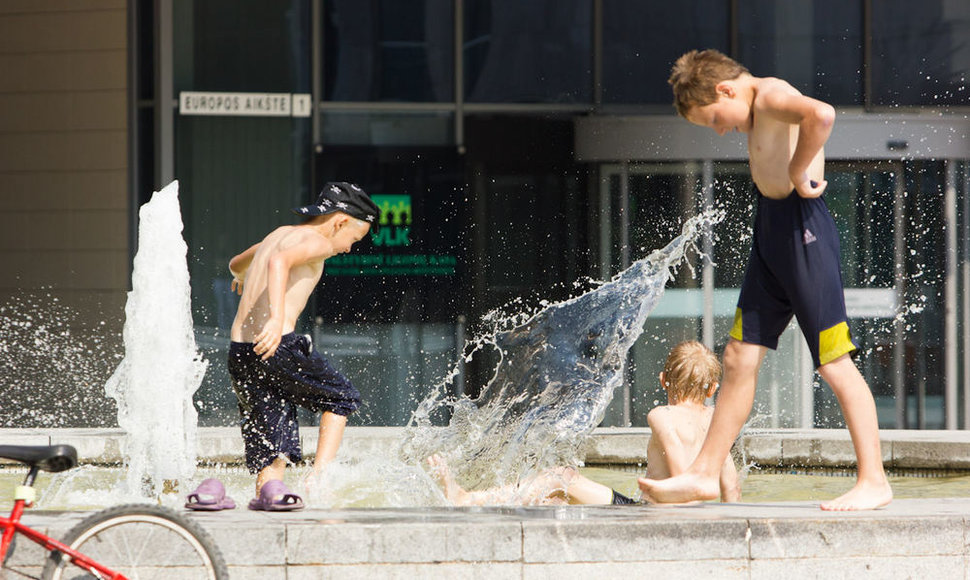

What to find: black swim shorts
left=611, top=489, right=639, bottom=505
left=228, top=332, right=362, bottom=473
left=730, top=189, right=857, bottom=368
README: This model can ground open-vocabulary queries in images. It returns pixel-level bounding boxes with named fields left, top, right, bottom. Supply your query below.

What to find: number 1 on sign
left=292, top=94, right=311, bottom=118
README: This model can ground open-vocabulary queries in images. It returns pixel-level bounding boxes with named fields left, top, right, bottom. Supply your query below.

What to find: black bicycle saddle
left=0, top=444, right=78, bottom=473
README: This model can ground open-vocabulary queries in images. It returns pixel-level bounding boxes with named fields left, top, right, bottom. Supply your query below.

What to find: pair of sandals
left=184, top=478, right=304, bottom=512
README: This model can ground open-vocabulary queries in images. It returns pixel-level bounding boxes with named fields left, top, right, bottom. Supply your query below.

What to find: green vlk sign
left=372, top=195, right=411, bottom=247
left=326, top=194, right=457, bottom=276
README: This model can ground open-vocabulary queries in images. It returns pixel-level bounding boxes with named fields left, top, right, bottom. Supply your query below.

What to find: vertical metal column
left=964, top=162, right=970, bottom=429
left=598, top=169, right=612, bottom=281
left=454, top=0, right=464, bottom=153
left=893, top=166, right=907, bottom=428
left=799, top=332, right=814, bottom=428
left=619, top=162, right=631, bottom=271
left=944, top=160, right=958, bottom=429
left=311, top=0, right=322, bottom=145
left=619, top=161, right=631, bottom=426
left=127, top=0, right=141, bottom=266
left=592, top=0, right=602, bottom=110
left=155, top=0, right=174, bottom=186
left=702, top=161, right=715, bottom=349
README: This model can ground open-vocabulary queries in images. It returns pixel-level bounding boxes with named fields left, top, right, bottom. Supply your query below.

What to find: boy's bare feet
left=637, top=472, right=719, bottom=504
left=820, top=478, right=893, bottom=511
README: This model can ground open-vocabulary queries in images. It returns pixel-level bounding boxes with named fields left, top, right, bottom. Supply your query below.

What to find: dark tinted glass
left=738, top=0, right=862, bottom=105
left=174, top=0, right=310, bottom=93
left=871, top=0, right=970, bottom=106
left=463, top=0, right=591, bottom=103
left=602, top=1, right=729, bottom=105
left=324, top=0, right=454, bottom=101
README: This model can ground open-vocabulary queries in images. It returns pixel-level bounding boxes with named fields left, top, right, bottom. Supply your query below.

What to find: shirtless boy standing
left=227, top=182, right=378, bottom=511
left=638, top=50, right=892, bottom=511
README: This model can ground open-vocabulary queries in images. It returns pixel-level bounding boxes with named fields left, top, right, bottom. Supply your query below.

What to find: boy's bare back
left=230, top=225, right=333, bottom=344
left=646, top=404, right=740, bottom=502
left=645, top=404, right=713, bottom=480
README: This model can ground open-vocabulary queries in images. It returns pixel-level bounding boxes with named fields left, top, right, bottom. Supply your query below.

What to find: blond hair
left=662, top=341, right=721, bottom=402
left=668, top=49, right=749, bottom=118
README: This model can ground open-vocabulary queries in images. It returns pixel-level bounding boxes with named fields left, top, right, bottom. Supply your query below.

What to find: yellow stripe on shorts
left=729, top=307, right=744, bottom=342
left=818, top=321, right=856, bottom=366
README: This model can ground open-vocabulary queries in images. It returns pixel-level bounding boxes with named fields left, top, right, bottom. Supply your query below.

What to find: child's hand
left=792, top=175, right=827, bottom=198
left=231, top=278, right=244, bottom=295
left=254, top=320, right=283, bottom=360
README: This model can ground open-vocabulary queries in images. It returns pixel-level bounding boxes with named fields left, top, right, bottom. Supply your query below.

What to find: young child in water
left=429, top=341, right=740, bottom=505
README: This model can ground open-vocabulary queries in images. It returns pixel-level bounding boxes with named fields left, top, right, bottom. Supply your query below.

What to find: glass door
left=598, top=160, right=909, bottom=429
left=821, top=162, right=904, bottom=428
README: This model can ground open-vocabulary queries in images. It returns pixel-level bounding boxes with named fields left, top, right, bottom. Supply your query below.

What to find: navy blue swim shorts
left=611, top=489, right=639, bottom=505
left=228, top=332, right=361, bottom=474
left=729, top=189, right=857, bottom=368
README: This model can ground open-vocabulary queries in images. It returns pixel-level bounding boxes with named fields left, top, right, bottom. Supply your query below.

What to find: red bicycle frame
left=1, top=495, right=126, bottom=579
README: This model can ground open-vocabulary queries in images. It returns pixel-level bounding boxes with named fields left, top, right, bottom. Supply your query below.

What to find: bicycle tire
left=41, top=503, right=228, bottom=580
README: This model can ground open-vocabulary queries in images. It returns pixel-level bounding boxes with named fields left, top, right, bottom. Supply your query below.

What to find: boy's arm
left=760, top=88, right=835, bottom=199
left=646, top=409, right=690, bottom=476
left=254, top=235, right=333, bottom=360
left=228, top=242, right=260, bottom=295
left=719, top=453, right=741, bottom=502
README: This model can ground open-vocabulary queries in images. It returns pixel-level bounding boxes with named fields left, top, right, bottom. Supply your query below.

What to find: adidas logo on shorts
left=803, top=228, right=817, bottom=245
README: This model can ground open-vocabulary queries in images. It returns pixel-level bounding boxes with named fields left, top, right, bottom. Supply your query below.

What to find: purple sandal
left=185, top=478, right=236, bottom=511
left=248, top=480, right=304, bottom=512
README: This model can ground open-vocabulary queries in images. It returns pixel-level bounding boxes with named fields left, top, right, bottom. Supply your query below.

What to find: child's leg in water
left=545, top=467, right=616, bottom=505
left=428, top=457, right=610, bottom=506
left=427, top=455, right=497, bottom=505
left=427, top=455, right=557, bottom=506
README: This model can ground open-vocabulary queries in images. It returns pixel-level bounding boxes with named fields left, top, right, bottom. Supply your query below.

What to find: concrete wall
left=0, top=0, right=129, bottom=327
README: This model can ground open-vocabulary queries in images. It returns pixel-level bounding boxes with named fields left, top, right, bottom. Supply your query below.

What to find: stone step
left=7, top=498, right=969, bottom=578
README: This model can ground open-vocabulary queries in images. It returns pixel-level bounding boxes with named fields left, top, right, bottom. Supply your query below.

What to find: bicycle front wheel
left=42, top=503, right=228, bottom=580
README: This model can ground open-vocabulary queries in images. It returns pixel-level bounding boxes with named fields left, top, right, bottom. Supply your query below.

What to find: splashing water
left=400, top=210, right=725, bottom=495
left=0, top=294, right=121, bottom=427
left=104, top=181, right=208, bottom=497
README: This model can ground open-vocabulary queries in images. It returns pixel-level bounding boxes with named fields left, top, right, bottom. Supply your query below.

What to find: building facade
left=2, top=1, right=969, bottom=430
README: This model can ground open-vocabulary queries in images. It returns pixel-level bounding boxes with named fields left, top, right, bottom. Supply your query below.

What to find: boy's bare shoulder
left=753, top=77, right=804, bottom=109
left=261, top=224, right=334, bottom=258
left=755, top=76, right=798, bottom=95
left=647, top=405, right=677, bottom=427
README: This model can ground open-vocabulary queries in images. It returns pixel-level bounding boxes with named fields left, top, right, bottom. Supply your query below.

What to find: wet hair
left=662, top=341, right=721, bottom=402
left=669, top=49, right=749, bottom=118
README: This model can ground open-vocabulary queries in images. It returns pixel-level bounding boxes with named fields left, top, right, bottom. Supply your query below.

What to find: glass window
left=172, top=0, right=314, bottom=425
left=602, top=1, right=729, bottom=105
left=463, top=0, right=591, bottom=103
left=324, top=0, right=454, bottom=102
left=871, top=0, right=970, bottom=106
left=710, top=165, right=755, bottom=288
left=738, top=0, right=863, bottom=105
left=320, top=111, right=453, bottom=146
left=311, top=146, right=465, bottom=325
left=173, top=0, right=311, bottom=93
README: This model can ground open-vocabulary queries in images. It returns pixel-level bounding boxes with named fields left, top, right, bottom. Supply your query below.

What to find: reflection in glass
left=871, top=0, right=970, bottom=106
left=737, top=0, right=862, bottom=105
left=323, top=0, right=454, bottom=102
left=602, top=1, right=728, bottom=105
left=320, top=111, right=453, bottom=146
left=463, top=0, right=591, bottom=103
left=174, top=0, right=310, bottom=93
